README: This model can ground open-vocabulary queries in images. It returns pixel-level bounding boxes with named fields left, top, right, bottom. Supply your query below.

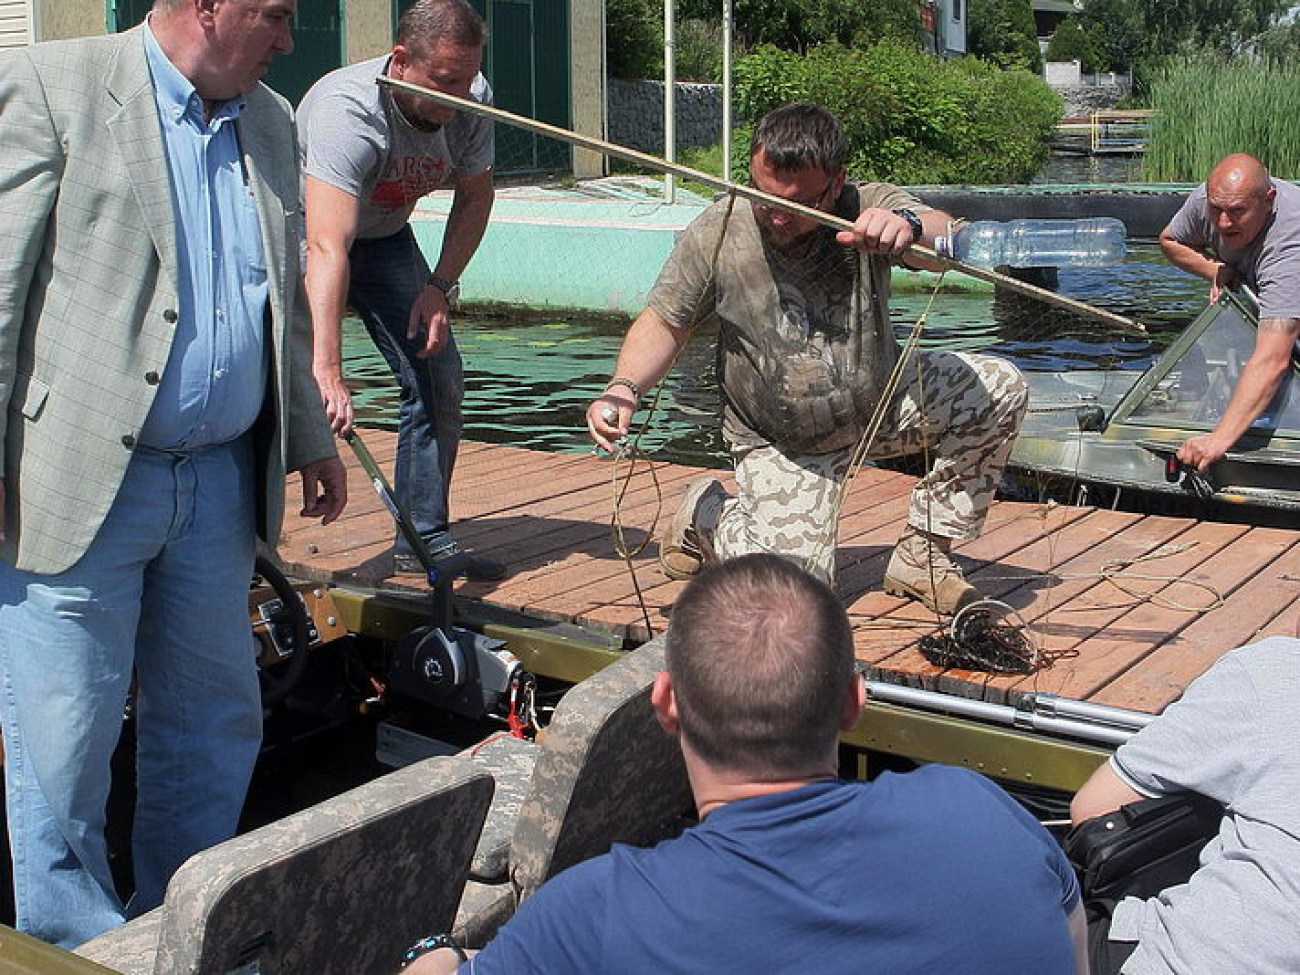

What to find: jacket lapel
left=103, top=27, right=180, bottom=295
left=237, top=98, right=292, bottom=345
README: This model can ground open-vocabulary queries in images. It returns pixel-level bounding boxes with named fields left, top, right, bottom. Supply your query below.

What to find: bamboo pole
left=379, top=76, right=1144, bottom=332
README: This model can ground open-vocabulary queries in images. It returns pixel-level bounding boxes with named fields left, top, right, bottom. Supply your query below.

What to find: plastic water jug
left=938, top=218, right=1127, bottom=268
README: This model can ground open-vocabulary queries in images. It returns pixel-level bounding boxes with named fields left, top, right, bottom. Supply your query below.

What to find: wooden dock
left=278, top=432, right=1300, bottom=716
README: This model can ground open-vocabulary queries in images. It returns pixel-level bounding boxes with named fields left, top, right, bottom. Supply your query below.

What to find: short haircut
left=397, top=0, right=486, bottom=57
left=749, top=102, right=848, bottom=176
left=665, top=553, right=855, bottom=778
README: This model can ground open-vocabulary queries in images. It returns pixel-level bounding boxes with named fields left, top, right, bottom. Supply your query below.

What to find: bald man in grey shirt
left=1159, top=153, right=1300, bottom=473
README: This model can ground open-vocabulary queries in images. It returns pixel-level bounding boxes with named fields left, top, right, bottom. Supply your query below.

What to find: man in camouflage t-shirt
left=587, top=103, right=1027, bottom=615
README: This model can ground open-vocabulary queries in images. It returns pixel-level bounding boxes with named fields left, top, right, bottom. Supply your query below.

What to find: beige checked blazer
left=0, top=27, right=335, bottom=574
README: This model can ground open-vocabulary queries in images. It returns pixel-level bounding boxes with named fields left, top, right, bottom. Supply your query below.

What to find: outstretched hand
left=586, top=393, right=635, bottom=453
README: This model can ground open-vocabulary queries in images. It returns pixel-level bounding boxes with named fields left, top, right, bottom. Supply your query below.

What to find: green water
left=348, top=242, right=1209, bottom=469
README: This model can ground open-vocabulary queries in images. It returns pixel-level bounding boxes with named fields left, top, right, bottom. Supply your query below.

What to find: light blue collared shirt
left=139, top=23, right=269, bottom=450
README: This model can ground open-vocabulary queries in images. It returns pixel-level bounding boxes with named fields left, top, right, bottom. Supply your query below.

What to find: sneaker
left=882, top=528, right=979, bottom=615
left=464, top=553, right=507, bottom=582
left=393, top=548, right=507, bottom=581
left=659, top=477, right=727, bottom=581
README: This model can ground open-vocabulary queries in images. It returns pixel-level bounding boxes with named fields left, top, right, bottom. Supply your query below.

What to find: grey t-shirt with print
left=298, top=55, right=494, bottom=241
left=1106, top=636, right=1300, bottom=975
left=647, top=182, right=927, bottom=455
left=1165, top=177, right=1300, bottom=320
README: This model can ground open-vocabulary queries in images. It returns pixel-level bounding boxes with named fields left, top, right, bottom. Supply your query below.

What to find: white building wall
left=943, top=0, right=967, bottom=55
left=0, top=0, right=30, bottom=47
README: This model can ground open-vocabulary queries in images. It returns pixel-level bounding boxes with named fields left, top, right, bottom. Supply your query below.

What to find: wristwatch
left=892, top=208, right=924, bottom=245
left=427, top=274, right=461, bottom=304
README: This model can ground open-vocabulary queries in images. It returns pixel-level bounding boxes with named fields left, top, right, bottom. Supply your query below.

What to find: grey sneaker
left=659, top=477, right=728, bottom=581
left=882, top=528, right=979, bottom=615
left=393, top=546, right=507, bottom=581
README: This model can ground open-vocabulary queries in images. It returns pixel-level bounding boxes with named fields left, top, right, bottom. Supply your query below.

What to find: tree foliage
left=1069, top=0, right=1291, bottom=71
left=607, top=0, right=923, bottom=80
left=606, top=0, right=662, bottom=79
left=734, top=41, right=1062, bottom=184
left=1259, top=20, right=1300, bottom=63
left=1045, top=16, right=1098, bottom=72
left=1073, top=0, right=1145, bottom=72
left=967, top=0, right=1043, bottom=73
left=675, top=0, right=921, bottom=52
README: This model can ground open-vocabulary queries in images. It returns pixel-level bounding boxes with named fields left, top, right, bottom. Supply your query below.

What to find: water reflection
left=348, top=245, right=1211, bottom=469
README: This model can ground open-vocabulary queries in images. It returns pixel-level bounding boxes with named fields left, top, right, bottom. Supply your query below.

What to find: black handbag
left=1063, top=792, right=1224, bottom=904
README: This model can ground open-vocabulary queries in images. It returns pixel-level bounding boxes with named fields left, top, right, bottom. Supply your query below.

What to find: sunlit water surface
left=349, top=160, right=1206, bottom=468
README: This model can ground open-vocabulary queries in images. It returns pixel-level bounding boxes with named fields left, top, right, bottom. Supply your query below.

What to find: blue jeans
left=0, top=439, right=262, bottom=947
left=349, top=226, right=464, bottom=553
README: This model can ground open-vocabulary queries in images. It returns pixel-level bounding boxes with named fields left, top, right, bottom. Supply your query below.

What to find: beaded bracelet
left=399, top=933, right=468, bottom=970
left=605, top=376, right=642, bottom=401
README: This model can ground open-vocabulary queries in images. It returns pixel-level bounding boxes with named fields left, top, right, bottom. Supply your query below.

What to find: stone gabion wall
left=607, top=78, right=729, bottom=153
left=1056, top=82, right=1133, bottom=119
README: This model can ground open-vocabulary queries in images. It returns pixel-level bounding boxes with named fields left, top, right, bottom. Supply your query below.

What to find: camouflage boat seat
left=455, top=634, right=695, bottom=947
left=74, top=756, right=494, bottom=975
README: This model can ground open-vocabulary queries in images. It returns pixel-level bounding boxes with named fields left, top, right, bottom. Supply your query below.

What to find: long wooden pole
left=379, top=76, right=1143, bottom=332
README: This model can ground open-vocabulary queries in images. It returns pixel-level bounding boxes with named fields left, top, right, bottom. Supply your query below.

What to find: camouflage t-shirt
left=648, top=182, right=926, bottom=454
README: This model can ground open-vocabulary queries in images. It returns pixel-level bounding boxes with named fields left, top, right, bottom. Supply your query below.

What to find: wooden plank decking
left=278, top=432, right=1300, bottom=716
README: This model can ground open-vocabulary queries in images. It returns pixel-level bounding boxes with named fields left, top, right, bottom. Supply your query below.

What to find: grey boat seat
left=73, top=755, right=494, bottom=975
left=454, top=634, right=695, bottom=948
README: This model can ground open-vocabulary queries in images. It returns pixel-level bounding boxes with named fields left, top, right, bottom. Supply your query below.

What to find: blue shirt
left=139, top=23, right=268, bottom=450
left=469, top=766, right=1080, bottom=974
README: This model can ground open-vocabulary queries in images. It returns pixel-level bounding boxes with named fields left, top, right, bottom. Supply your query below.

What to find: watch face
left=445, top=283, right=461, bottom=302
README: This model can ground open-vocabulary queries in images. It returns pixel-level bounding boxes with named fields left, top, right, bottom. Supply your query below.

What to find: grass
left=1144, top=58, right=1300, bottom=181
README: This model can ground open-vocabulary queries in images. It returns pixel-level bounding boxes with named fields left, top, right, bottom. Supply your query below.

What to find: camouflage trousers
left=703, top=350, right=1028, bottom=583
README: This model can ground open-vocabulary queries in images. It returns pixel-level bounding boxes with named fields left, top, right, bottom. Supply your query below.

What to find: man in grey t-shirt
left=1159, top=154, right=1300, bottom=474
left=1071, top=636, right=1300, bottom=974
left=299, top=0, right=503, bottom=580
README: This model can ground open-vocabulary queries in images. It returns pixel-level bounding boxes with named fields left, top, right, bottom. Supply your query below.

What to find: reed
left=1144, top=58, right=1300, bottom=181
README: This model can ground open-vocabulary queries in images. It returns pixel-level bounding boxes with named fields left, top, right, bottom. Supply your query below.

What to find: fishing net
left=918, top=604, right=1040, bottom=674
left=376, top=78, right=1222, bottom=672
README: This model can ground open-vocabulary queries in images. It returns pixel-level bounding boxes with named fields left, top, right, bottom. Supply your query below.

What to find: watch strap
left=427, top=274, right=459, bottom=295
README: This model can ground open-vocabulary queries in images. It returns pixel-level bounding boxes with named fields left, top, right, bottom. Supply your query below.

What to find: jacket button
left=145, top=371, right=160, bottom=385
left=121, top=434, right=136, bottom=449
left=163, top=308, right=178, bottom=323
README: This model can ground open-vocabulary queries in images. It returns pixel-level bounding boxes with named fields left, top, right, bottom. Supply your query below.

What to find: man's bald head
left=1208, top=154, right=1272, bottom=198
left=1206, top=153, right=1276, bottom=248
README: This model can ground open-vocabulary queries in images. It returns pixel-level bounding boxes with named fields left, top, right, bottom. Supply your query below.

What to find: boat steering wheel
left=253, top=555, right=312, bottom=708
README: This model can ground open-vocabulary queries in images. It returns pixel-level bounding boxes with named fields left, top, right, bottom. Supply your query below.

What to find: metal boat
left=1007, top=291, right=1300, bottom=522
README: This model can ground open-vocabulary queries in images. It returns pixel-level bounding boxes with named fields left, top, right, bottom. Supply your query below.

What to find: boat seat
left=73, top=756, right=494, bottom=975
left=454, top=634, right=695, bottom=948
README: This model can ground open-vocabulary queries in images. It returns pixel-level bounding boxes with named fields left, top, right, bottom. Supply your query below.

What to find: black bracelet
left=892, top=207, right=923, bottom=245
left=399, top=933, right=467, bottom=970
left=606, top=376, right=642, bottom=402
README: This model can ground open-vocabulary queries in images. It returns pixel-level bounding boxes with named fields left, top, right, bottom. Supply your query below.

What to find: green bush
left=967, top=0, right=1043, bottom=73
left=606, top=0, right=663, bottom=79
left=1144, top=56, right=1300, bottom=181
left=1046, top=17, right=1099, bottom=73
left=734, top=41, right=1062, bottom=184
left=676, top=0, right=920, bottom=53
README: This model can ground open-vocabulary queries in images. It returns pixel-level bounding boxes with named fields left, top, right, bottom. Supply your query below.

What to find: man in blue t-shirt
left=406, top=553, right=1086, bottom=974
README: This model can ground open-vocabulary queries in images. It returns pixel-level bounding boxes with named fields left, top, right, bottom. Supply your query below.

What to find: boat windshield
left=1123, top=300, right=1300, bottom=435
